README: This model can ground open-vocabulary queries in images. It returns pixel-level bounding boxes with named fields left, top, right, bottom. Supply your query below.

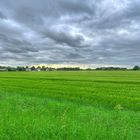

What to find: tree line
left=0, top=65, right=140, bottom=71
left=95, top=65, right=140, bottom=71
left=0, top=66, right=81, bottom=71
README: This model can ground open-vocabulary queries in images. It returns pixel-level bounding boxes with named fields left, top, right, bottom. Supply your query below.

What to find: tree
left=7, top=66, right=16, bottom=71
left=31, top=66, right=36, bottom=71
left=41, top=65, right=46, bottom=71
left=133, top=65, right=139, bottom=70
left=37, top=66, right=41, bottom=69
left=16, top=66, right=25, bottom=71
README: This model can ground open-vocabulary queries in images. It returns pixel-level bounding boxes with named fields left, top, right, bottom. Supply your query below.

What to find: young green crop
left=0, top=71, right=140, bottom=140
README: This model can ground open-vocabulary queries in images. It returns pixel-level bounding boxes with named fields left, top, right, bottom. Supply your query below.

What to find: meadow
left=0, top=71, right=140, bottom=140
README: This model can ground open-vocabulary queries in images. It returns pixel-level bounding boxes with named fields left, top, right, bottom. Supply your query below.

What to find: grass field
left=0, top=71, right=140, bottom=140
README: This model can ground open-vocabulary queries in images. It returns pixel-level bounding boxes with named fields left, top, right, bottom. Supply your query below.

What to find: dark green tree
left=16, top=66, right=25, bottom=71
left=133, top=65, right=139, bottom=70
left=41, top=65, right=46, bottom=71
left=31, top=66, right=36, bottom=71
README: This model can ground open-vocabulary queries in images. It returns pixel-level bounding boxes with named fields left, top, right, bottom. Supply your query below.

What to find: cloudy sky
left=0, top=0, right=140, bottom=67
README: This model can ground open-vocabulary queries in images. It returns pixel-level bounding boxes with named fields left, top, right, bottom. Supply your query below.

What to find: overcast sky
left=0, top=0, right=140, bottom=67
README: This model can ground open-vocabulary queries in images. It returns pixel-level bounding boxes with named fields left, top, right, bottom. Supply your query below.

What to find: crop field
left=0, top=71, right=140, bottom=140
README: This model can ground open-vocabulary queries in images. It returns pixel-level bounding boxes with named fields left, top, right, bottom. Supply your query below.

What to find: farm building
left=0, top=68, right=8, bottom=71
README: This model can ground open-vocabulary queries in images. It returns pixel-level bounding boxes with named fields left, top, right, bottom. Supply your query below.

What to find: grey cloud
left=43, top=29, right=85, bottom=48
left=57, top=0, right=94, bottom=15
left=66, top=53, right=84, bottom=59
left=0, top=0, right=140, bottom=67
left=0, top=11, right=7, bottom=19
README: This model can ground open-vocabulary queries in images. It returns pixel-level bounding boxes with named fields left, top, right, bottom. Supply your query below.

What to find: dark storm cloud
left=0, top=0, right=140, bottom=67
left=0, top=11, right=7, bottom=19
left=43, top=29, right=85, bottom=48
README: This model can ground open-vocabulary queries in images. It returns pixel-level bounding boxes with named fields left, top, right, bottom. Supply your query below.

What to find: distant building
left=25, top=68, right=31, bottom=71
left=36, top=68, right=41, bottom=71
left=0, top=68, right=8, bottom=71
left=46, top=68, right=49, bottom=71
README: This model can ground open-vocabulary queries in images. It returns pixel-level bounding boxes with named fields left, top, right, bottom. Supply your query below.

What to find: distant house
left=36, top=68, right=41, bottom=71
left=46, top=68, right=49, bottom=71
left=0, top=68, right=8, bottom=71
left=25, top=68, right=31, bottom=71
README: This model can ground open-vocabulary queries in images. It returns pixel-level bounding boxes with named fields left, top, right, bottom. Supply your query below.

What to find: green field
left=0, top=71, right=140, bottom=140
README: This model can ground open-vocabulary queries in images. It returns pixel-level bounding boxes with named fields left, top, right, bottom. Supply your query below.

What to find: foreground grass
left=0, top=71, right=140, bottom=139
